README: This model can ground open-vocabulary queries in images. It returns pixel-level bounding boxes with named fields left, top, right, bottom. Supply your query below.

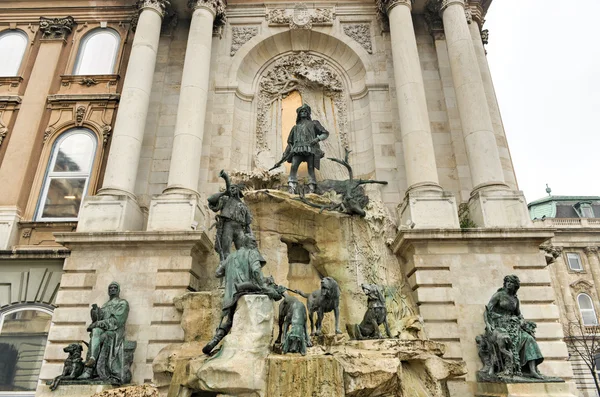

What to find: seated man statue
left=78, top=281, right=131, bottom=383
left=203, top=234, right=285, bottom=354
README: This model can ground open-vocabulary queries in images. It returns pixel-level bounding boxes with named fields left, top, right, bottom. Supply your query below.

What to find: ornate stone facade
left=343, top=23, right=373, bottom=54
left=230, top=26, right=258, bottom=56
left=39, top=17, right=75, bottom=40
left=137, top=0, right=171, bottom=18
left=267, top=5, right=334, bottom=29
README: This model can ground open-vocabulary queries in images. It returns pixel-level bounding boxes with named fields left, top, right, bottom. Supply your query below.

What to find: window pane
left=582, top=206, right=594, bottom=218
left=75, top=31, right=119, bottom=75
left=41, top=178, right=86, bottom=218
left=582, top=309, right=598, bottom=326
left=567, top=253, right=582, bottom=271
left=0, top=310, right=51, bottom=391
left=53, top=133, right=94, bottom=172
left=0, top=31, right=27, bottom=77
left=579, top=294, right=594, bottom=309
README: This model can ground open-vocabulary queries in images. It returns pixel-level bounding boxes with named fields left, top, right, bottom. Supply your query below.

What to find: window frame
left=72, top=28, right=120, bottom=76
left=0, top=305, right=53, bottom=397
left=577, top=293, right=599, bottom=326
left=35, top=128, right=98, bottom=222
left=566, top=252, right=584, bottom=272
left=0, top=29, right=28, bottom=78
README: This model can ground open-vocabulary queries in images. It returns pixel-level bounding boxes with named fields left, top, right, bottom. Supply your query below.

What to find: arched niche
left=226, top=30, right=376, bottom=179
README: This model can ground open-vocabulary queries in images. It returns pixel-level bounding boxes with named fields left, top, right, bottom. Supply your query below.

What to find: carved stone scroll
left=267, top=5, right=334, bottom=29
left=39, top=17, right=75, bottom=40
left=343, top=24, right=373, bottom=54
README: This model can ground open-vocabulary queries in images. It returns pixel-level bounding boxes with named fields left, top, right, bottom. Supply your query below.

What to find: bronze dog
left=275, top=294, right=312, bottom=355
left=306, top=277, right=341, bottom=336
left=347, top=284, right=391, bottom=340
left=47, top=343, right=85, bottom=390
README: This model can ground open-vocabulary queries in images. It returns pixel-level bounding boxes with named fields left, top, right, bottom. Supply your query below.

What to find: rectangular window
left=582, top=206, right=595, bottom=218
left=567, top=253, right=583, bottom=271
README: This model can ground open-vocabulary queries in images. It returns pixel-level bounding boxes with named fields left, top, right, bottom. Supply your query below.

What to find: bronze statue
left=347, top=284, right=391, bottom=340
left=476, top=275, right=560, bottom=383
left=275, top=293, right=312, bottom=355
left=208, top=170, right=252, bottom=261
left=203, top=234, right=285, bottom=355
left=271, top=104, right=329, bottom=194
left=77, top=282, right=135, bottom=384
left=305, top=277, right=342, bottom=336
left=47, top=343, right=85, bottom=390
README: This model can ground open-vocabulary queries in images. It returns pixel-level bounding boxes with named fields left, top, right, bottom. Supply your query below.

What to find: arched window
left=0, top=305, right=52, bottom=394
left=578, top=293, right=598, bottom=326
left=73, top=29, right=120, bottom=75
left=0, top=30, right=28, bottom=77
left=37, top=129, right=97, bottom=221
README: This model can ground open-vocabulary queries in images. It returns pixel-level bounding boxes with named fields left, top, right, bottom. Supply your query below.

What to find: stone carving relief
left=570, top=279, right=595, bottom=294
left=230, top=26, right=258, bottom=56
left=267, top=5, right=334, bottom=29
left=465, top=7, right=473, bottom=24
left=481, top=29, right=489, bottom=45
left=256, top=52, right=348, bottom=153
left=343, top=24, right=373, bottom=54
left=189, top=0, right=227, bottom=28
left=39, top=17, right=75, bottom=40
left=76, top=106, right=86, bottom=126
left=137, top=0, right=171, bottom=17
left=0, top=127, right=7, bottom=147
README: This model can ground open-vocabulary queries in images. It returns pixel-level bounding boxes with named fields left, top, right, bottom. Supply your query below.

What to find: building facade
left=0, top=0, right=582, bottom=396
left=530, top=195, right=600, bottom=397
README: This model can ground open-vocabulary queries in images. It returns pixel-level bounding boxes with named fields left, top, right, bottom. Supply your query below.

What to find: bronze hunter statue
left=202, top=234, right=286, bottom=355
left=208, top=170, right=252, bottom=261
left=271, top=104, right=329, bottom=194
left=476, top=275, right=561, bottom=383
left=49, top=282, right=136, bottom=390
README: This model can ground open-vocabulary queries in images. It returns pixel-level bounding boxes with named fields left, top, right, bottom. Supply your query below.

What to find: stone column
left=468, top=8, right=518, bottom=189
left=438, top=0, right=530, bottom=227
left=381, top=0, right=459, bottom=228
left=147, top=0, right=225, bottom=231
left=584, top=247, right=600, bottom=299
left=0, top=17, right=74, bottom=249
left=77, top=0, right=169, bottom=232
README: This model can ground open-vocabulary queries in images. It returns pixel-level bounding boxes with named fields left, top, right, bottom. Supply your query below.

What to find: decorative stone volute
left=376, top=0, right=412, bottom=16
left=585, top=247, right=599, bottom=256
left=136, top=0, right=171, bottom=18
left=39, top=16, right=75, bottom=40
left=188, top=0, right=226, bottom=24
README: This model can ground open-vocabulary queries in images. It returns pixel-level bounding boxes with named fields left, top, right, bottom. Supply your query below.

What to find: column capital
left=377, top=0, right=413, bottom=16
left=427, top=0, right=464, bottom=15
left=136, top=0, right=171, bottom=18
left=468, top=4, right=485, bottom=26
left=585, top=247, right=599, bottom=256
left=188, top=0, right=226, bottom=20
left=39, top=16, right=75, bottom=41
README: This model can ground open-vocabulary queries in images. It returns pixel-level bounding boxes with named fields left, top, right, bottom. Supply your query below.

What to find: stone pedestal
left=36, top=384, right=114, bottom=397
left=192, top=295, right=274, bottom=397
left=476, top=382, right=576, bottom=397
left=77, top=195, right=144, bottom=232
left=468, top=189, right=532, bottom=228
left=398, top=190, right=460, bottom=229
left=147, top=193, right=205, bottom=231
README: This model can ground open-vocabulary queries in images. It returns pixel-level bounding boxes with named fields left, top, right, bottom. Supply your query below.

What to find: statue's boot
left=288, top=182, right=297, bottom=194
left=202, top=329, right=226, bottom=355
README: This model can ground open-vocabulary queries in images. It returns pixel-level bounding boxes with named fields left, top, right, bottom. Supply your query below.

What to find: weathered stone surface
left=36, top=384, right=113, bottom=397
left=267, top=355, right=344, bottom=396
left=187, top=295, right=274, bottom=397
left=173, top=291, right=223, bottom=342
left=90, top=384, right=159, bottom=397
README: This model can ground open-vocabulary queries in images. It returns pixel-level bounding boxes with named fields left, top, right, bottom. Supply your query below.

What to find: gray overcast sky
left=485, top=0, right=600, bottom=203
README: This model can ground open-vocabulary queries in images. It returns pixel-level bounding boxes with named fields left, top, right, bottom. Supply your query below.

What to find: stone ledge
left=392, top=228, right=555, bottom=254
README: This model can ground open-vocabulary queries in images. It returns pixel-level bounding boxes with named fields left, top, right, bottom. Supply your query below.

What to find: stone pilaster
left=147, top=0, right=225, bottom=231
left=0, top=17, right=74, bottom=249
left=379, top=0, right=459, bottom=228
left=77, top=0, right=170, bottom=232
left=584, top=247, right=600, bottom=300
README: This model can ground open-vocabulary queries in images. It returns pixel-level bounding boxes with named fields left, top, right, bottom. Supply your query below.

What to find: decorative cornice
left=136, top=0, right=171, bottom=18
left=188, top=0, right=226, bottom=23
left=39, top=16, right=75, bottom=40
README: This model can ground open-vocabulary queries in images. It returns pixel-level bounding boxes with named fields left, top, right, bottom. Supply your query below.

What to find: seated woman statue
left=480, top=274, right=544, bottom=380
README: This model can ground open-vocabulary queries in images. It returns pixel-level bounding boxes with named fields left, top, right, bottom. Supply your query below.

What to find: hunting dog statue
left=275, top=293, right=312, bottom=355
left=347, top=284, right=391, bottom=340
left=47, top=343, right=85, bottom=391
